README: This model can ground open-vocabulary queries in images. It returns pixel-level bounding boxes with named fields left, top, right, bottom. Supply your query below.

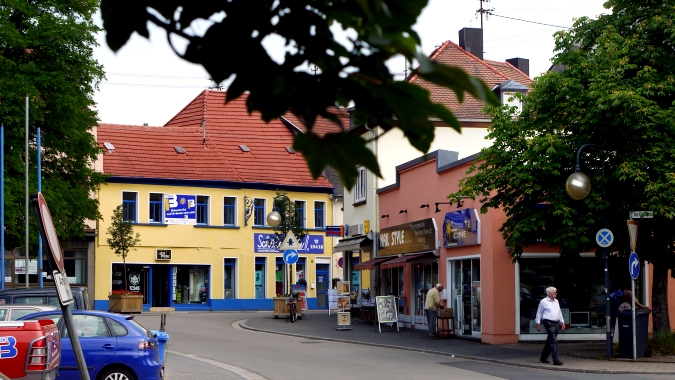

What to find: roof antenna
left=311, top=66, right=319, bottom=75
left=476, top=0, right=494, bottom=29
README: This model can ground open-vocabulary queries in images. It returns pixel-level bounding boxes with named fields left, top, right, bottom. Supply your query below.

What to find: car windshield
left=126, top=317, right=153, bottom=338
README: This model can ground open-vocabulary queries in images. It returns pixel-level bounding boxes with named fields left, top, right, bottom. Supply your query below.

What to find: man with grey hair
left=535, top=286, right=565, bottom=365
left=424, top=283, right=444, bottom=339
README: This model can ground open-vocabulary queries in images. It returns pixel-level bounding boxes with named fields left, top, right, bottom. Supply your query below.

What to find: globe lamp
left=266, top=210, right=282, bottom=227
left=565, top=171, right=591, bottom=200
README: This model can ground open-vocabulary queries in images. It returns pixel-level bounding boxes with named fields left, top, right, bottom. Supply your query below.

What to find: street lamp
left=565, top=143, right=611, bottom=360
left=266, top=194, right=293, bottom=296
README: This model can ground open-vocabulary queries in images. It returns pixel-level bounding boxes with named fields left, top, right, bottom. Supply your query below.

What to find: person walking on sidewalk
left=425, top=284, right=443, bottom=339
left=535, top=286, right=565, bottom=365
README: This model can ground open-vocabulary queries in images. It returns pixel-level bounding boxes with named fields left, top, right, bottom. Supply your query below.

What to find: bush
left=651, top=330, right=675, bottom=355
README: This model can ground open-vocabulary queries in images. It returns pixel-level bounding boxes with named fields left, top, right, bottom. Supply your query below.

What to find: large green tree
left=101, top=0, right=498, bottom=188
left=454, top=0, right=675, bottom=333
left=0, top=0, right=106, bottom=251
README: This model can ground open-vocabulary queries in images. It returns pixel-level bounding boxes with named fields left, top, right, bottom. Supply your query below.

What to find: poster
left=164, top=194, right=196, bottom=224
left=338, top=296, right=351, bottom=310
left=337, top=312, right=351, bottom=326
left=376, top=296, right=399, bottom=323
left=337, top=281, right=350, bottom=295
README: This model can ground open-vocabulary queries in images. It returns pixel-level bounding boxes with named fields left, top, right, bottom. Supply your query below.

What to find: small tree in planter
left=106, top=204, right=141, bottom=293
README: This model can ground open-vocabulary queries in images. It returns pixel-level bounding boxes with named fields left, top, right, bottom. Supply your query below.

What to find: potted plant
left=106, top=205, right=142, bottom=313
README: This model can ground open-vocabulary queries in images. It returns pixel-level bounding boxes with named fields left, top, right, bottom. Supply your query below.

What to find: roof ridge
left=443, top=40, right=509, bottom=81
left=408, top=40, right=452, bottom=83
left=163, top=89, right=209, bottom=127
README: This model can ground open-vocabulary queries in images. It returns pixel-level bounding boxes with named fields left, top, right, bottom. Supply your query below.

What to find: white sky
left=93, top=0, right=608, bottom=126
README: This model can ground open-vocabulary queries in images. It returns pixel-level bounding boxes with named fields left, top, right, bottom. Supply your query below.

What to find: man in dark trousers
left=535, top=286, right=566, bottom=365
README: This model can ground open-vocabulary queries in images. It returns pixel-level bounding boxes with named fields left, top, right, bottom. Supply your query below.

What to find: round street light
left=266, top=210, right=282, bottom=227
left=565, top=171, right=591, bottom=200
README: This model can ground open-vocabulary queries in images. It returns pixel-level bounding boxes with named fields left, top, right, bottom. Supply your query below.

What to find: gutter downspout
left=364, top=125, right=378, bottom=293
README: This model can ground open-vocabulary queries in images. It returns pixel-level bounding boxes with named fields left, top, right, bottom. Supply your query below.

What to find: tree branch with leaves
left=106, top=205, right=141, bottom=293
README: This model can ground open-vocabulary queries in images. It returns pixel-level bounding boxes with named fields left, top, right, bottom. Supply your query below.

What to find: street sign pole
left=632, top=277, right=636, bottom=361
left=627, top=218, right=640, bottom=362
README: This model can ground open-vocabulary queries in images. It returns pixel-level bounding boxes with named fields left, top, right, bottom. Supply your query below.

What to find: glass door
left=451, top=259, right=481, bottom=336
left=316, top=264, right=329, bottom=308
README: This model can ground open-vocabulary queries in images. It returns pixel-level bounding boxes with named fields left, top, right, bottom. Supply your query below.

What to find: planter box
left=108, top=295, right=143, bottom=313
left=273, top=297, right=303, bottom=318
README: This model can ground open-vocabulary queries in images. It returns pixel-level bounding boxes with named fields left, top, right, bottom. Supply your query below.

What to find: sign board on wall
left=253, top=234, right=325, bottom=253
left=325, top=226, right=343, bottom=237
left=378, top=218, right=438, bottom=257
left=442, top=208, right=481, bottom=248
left=156, top=249, right=172, bottom=261
left=164, top=194, right=196, bottom=224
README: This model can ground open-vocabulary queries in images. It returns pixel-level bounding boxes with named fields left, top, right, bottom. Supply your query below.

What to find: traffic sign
left=283, top=250, right=299, bottom=265
left=630, top=211, right=653, bottom=219
left=53, top=270, right=74, bottom=306
left=279, top=231, right=301, bottom=251
left=36, top=193, right=65, bottom=273
left=627, top=220, right=639, bottom=253
left=629, top=252, right=640, bottom=280
left=596, top=228, right=614, bottom=248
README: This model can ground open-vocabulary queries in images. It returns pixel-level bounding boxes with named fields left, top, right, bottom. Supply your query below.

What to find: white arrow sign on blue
left=629, top=252, right=640, bottom=280
left=596, top=228, right=614, bottom=248
left=283, top=249, right=299, bottom=265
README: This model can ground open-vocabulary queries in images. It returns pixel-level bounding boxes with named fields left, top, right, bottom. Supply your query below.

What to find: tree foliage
left=106, top=205, right=141, bottom=292
left=454, top=0, right=675, bottom=333
left=269, top=190, right=307, bottom=249
left=0, top=0, right=106, bottom=251
left=100, top=0, right=498, bottom=188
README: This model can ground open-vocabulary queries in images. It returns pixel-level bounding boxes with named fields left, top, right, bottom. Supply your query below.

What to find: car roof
left=0, top=305, right=59, bottom=311
left=19, top=309, right=134, bottom=321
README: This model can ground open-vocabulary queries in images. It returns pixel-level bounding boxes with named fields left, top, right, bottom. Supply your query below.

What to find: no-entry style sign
left=36, top=192, right=64, bottom=273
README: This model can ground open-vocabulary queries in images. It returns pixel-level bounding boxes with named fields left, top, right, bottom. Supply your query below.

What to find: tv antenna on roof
left=476, top=0, right=494, bottom=29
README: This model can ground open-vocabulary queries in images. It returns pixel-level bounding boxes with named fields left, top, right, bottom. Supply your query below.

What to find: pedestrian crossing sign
left=279, top=231, right=300, bottom=251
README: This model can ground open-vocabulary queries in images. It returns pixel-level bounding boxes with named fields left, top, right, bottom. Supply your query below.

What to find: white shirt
left=535, top=297, right=564, bottom=324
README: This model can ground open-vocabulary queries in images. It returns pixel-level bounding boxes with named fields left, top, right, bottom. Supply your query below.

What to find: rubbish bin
left=616, top=309, right=651, bottom=358
left=151, top=330, right=170, bottom=363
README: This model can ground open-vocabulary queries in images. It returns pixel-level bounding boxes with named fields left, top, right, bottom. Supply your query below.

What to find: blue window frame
left=224, top=258, right=236, bottom=299
left=196, top=196, right=209, bottom=225
left=223, top=197, right=236, bottom=226
left=314, top=201, right=325, bottom=228
left=295, top=201, right=305, bottom=228
left=149, top=193, right=163, bottom=223
left=253, top=199, right=265, bottom=226
left=122, top=192, right=137, bottom=222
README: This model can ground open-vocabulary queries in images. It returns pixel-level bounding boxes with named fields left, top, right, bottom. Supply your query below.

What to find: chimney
left=506, top=58, right=530, bottom=77
left=458, top=27, right=483, bottom=60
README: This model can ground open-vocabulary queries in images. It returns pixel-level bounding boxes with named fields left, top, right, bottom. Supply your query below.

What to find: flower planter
left=108, top=294, right=143, bottom=313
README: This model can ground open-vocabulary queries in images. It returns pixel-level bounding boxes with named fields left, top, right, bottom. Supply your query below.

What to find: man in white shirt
left=535, top=286, right=566, bottom=365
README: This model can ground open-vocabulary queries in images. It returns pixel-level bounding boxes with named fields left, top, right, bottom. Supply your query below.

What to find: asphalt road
left=137, top=312, right=672, bottom=380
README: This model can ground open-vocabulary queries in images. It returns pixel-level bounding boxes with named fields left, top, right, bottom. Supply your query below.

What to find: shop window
left=122, top=191, right=137, bottom=222
left=295, top=200, right=305, bottom=228
left=314, top=201, right=325, bottom=229
left=196, top=195, right=209, bottom=225
left=275, top=257, right=287, bottom=296
left=63, top=250, right=86, bottom=285
left=296, top=257, right=306, bottom=285
left=224, top=258, right=236, bottom=299
left=255, top=258, right=266, bottom=298
left=354, top=167, right=366, bottom=203
left=149, top=193, right=163, bottom=223
left=253, top=199, right=265, bottom=226
left=223, top=197, right=236, bottom=226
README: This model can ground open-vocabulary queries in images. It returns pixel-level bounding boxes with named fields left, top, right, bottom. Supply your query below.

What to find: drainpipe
left=364, top=125, right=378, bottom=294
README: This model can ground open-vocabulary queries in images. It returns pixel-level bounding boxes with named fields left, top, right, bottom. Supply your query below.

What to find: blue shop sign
left=254, top=234, right=324, bottom=254
left=165, top=194, right=196, bottom=224
left=442, top=208, right=481, bottom=248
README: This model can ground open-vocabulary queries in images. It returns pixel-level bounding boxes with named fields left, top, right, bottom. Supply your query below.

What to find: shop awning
left=380, top=252, right=435, bottom=270
left=332, top=236, right=371, bottom=253
left=354, top=256, right=396, bottom=271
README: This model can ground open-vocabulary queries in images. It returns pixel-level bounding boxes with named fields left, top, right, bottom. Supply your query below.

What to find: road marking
left=170, top=350, right=268, bottom=380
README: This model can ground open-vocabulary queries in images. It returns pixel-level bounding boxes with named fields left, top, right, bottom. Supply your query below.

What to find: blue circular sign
left=283, top=250, right=299, bottom=265
left=596, top=228, right=614, bottom=248
left=629, top=252, right=640, bottom=280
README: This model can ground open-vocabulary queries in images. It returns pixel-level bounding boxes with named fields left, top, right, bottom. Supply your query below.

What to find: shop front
left=378, top=218, right=439, bottom=330
left=333, top=225, right=372, bottom=305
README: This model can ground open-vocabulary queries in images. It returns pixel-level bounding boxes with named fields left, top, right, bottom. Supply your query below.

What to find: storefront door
left=451, top=259, right=481, bottom=337
left=316, top=264, right=329, bottom=309
left=412, top=261, right=438, bottom=327
left=153, top=265, right=170, bottom=307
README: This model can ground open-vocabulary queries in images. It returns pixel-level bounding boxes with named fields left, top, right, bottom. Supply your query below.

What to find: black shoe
left=553, top=361, right=563, bottom=366
left=539, top=359, right=550, bottom=364
left=428, top=335, right=436, bottom=340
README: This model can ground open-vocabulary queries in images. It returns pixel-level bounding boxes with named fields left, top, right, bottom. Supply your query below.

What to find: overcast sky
left=93, top=0, right=608, bottom=126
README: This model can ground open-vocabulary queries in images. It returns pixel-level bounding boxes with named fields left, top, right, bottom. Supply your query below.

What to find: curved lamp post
left=565, top=143, right=611, bottom=360
left=266, top=194, right=293, bottom=296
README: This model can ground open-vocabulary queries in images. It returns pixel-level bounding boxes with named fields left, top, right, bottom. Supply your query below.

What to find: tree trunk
left=651, top=262, right=671, bottom=333
left=123, top=256, right=128, bottom=293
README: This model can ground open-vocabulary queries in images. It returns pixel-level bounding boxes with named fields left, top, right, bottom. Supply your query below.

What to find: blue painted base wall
left=94, top=298, right=321, bottom=312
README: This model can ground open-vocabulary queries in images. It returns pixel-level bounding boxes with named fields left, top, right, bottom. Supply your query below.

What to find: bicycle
left=287, top=297, right=297, bottom=323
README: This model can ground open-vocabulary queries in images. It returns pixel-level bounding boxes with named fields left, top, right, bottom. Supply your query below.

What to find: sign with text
left=156, top=249, right=172, bottom=261
left=253, top=234, right=324, bottom=253
left=164, top=194, right=196, bottom=224
left=442, top=208, right=481, bottom=248
left=325, top=226, right=343, bottom=237
left=378, top=218, right=438, bottom=257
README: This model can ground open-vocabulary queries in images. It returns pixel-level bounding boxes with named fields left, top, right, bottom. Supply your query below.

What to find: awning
left=332, top=236, right=371, bottom=253
left=354, top=256, right=396, bottom=271
left=380, top=252, right=435, bottom=270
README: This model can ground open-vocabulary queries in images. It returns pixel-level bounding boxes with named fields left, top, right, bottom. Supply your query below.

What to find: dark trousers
left=427, top=309, right=437, bottom=336
left=541, top=320, right=559, bottom=362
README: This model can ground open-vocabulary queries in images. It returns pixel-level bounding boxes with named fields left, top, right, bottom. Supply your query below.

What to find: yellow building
left=94, top=91, right=346, bottom=311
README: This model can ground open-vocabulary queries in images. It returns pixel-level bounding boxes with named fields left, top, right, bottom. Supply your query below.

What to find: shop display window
left=275, top=257, right=287, bottom=296
left=255, top=258, right=266, bottom=298
left=224, top=259, right=236, bottom=299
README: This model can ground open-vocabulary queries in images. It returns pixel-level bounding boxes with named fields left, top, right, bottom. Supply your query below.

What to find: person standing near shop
left=535, top=286, right=565, bottom=365
left=424, top=284, right=443, bottom=340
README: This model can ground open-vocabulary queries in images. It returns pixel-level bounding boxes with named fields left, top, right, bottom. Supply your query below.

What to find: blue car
left=20, top=310, right=165, bottom=380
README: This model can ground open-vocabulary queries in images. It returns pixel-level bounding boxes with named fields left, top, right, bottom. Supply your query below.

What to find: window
left=122, top=192, right=137, bottom=222
left=196, top=195, right=209, bottom=225
left=64, top=250, right=86, bottom=285
left=255, top=258, right=266, bottom=298
left=295, top=201, right=305, bottom=228
left=275, top=257, right=286, bottom=296
left=314, top=201, right=325, bottom=229
left=354, top=167, right=366, bottom=203
left=253, top=199, right=265, bottom=226
left=296, top=257, right=306, bottom=284
left=224, top=259, right=236, bottom=299
left=149, top=193, right=163, bottom=223
left=223, top=197, right=236, bottom=226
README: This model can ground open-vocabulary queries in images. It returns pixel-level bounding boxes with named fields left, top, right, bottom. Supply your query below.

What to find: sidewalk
left=241, top=311, right=675, bottom=375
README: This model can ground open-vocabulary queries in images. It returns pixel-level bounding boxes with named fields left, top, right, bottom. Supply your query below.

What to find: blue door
left=316, top=264, right=329, bottom=309
left=60, top=314, right=117, bottom=379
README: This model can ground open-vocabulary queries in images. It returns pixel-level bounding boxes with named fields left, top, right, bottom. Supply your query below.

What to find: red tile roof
left=409, top=41, right=532, bottom=120
left=98, top=91, right=333, bottom=189
left=281, top=108, right=349, bottom=137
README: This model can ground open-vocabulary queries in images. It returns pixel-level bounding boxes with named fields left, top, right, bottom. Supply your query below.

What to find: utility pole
left=476, top=0, right=494, bottom=29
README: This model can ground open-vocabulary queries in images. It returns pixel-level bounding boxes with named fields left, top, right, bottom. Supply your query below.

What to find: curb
left=239, top=320, right=675, bottom=376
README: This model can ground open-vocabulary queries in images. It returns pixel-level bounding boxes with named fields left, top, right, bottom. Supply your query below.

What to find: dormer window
left=492, top=80, right=528, bottom=116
